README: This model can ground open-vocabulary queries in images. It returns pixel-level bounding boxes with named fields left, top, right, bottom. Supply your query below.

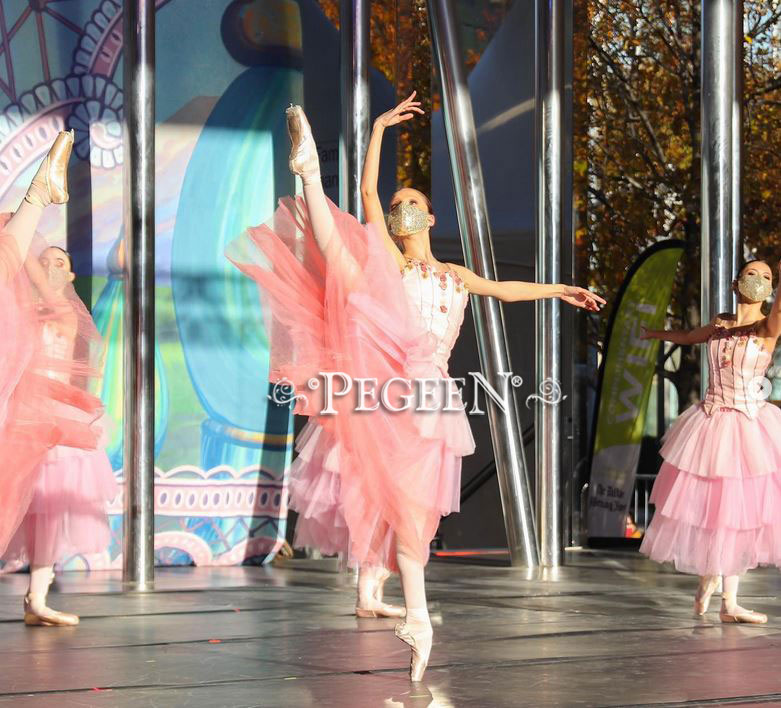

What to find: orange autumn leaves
left=315, top=1, right=509, bottom=192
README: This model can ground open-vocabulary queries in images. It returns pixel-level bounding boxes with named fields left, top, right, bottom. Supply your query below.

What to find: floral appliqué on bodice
left=401, top=258, right=470, bottom=375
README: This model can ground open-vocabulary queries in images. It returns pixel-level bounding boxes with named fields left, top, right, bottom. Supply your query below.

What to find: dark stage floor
left=1, top=551, right=780, bottom=707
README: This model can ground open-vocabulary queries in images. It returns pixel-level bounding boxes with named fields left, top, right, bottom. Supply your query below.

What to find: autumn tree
left=574, top=0, right=781, bottom=407
left=315, top=1, right=510, bottom=193
left=744, top=4, right=781, bottom=263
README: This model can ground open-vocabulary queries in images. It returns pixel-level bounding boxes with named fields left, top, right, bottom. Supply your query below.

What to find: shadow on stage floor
left=1, top=550, right=780, bottom=707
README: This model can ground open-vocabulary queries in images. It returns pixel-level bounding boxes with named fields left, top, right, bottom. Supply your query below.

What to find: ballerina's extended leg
left=2, top=130, right=74, bottom=269
left=285, top=105, right=360, bottom=285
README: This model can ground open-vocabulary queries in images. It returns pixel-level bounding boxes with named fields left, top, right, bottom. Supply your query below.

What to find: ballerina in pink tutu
left=227, top=92, right=604, bottom=680
left=3, top=245, right=117, bottom=626
left=0, top=131, right=112, bottom=626
left=640, top=259, right=781, bottom=624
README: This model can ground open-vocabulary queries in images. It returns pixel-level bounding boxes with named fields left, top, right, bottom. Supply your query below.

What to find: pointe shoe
left=24, top=130, right=75, bottom=208
left=285, top=105, right=320, bottom=183
left=694, top=576, right=720, bottom=616
left=395, top=620, right=433, bottom=682
left=355, top=600, right=407, bottom=619
left=719, top=606, right=768, bottom=624
left=23, top=593, right=79, bottom=627
left=355, top=568, right=406, bottom=618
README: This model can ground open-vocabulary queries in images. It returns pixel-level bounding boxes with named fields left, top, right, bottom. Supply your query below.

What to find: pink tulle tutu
left=4, top=446, right=118, bottom=566
left=0, top=215, right=107, bottom=558
left=641, top=402, right=781, bottom=576
left=227, top=197, right=475, bottom=571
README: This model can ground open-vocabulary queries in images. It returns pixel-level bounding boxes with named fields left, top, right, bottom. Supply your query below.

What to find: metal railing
left=632, top=474, right=656, bottom=531
left=579, top=473, right=657, bottom=542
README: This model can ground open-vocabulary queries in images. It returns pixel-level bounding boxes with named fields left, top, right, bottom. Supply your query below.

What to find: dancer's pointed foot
left=355, top=600, right=407, bottom=619
left=23, top=593, right=79, bottom=627
left=694, top=575, right=720, bottom=616
left=395, top=613, right=432, bottom=682
left=355, top=568, right=406, bottom=618
left=285, top=105, right=320, bottom=185
left=719, top=601, right=768, bottom=624
left=24, top=130, right=75, bottom=208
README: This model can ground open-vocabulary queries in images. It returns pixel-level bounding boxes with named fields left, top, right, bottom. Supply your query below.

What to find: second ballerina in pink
left=641, top=259, right=781, bottom=623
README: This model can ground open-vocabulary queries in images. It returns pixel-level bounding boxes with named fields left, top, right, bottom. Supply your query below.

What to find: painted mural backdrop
left=0, top=0, right=301, bottom=569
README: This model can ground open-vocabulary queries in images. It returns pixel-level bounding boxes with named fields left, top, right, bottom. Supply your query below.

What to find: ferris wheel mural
left=0, top=0, right=176, bottom=195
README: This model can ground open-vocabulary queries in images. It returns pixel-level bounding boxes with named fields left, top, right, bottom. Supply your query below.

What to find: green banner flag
left=588, top=240, right=685, bottom=537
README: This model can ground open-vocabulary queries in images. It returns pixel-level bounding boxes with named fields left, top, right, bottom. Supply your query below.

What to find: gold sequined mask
left=737, top=273, right=772, bottom=303
left=387, top=201, right=429, bottom=237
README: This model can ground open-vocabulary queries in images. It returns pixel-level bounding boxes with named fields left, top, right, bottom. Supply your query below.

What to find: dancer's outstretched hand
left=559, top=285, right=606, bottom=312
left=375, top=91, right=425, bottom=129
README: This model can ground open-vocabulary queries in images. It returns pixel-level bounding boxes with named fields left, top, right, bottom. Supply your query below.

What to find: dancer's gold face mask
left=737, top=272, right=772, bottom=303
left=40, top=248, right=73, bottom=293
left=387, top=201, right=429, bottom=237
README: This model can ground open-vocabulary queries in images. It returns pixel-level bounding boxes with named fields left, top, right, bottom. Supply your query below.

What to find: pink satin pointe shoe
left=355, top=569, right=406, bottom=618
left=395, top=620, right=433, bottom=682
left=285, top=105, right=320, bottom=182
left=23, top=592, right=79, bottom=627
left=24, top=130, right=75, bottom=207
left=355, top=601, right=407, bottom=619
left=719, top=605, right=768, bottom=624
left=694, top=576, right=720, bottom=616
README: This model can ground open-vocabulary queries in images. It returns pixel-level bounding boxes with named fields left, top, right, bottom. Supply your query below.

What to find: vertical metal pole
left=535, top=0, right=564, bottom=567
left=560, top=0, right=576, bottom=550
left=339, top=0, right=370, bottom=222
left=731, top=0, right=743, bottom=268
left=657, top=344, right=665, bottom=435
left=428, top=0, right=539, bottom=568
left=701, top=0, right=741, bottom=394
left=122, top=0, right=155, bottom=590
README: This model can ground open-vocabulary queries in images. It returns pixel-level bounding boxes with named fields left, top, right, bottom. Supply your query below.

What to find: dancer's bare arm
left=447, top=264, right=606, bottom=312
left=641, top=319, right=719, bottom=345
left=361, top=93, right=423, bottom=271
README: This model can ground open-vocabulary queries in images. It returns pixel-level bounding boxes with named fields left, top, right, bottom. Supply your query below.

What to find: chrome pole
left=731, top=0, right=743, bottom=275
left=339, top=0, right=370, bottom=222
left=701, top=0, right=741, bottom=395
left=122, top=0, right=155, bottom=590
left=534, top=0, right=563, bottom=566
left=428, top=0, right=539, bottom=568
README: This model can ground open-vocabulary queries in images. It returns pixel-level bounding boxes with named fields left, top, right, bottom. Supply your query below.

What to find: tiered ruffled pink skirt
left=4, top=446, right=118, bottom=566
left=640, top=402, right=781, bottom=576
left=227, top=197, right=475, bottom=571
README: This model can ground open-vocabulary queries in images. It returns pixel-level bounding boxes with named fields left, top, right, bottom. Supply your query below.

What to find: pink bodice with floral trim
left=702, top=322, right=773, bottom=419
left=401, top=259, right=469, bottom=375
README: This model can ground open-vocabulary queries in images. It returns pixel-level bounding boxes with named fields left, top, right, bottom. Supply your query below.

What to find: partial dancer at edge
left=641, top=259, right=781, bottom=623
left=0, top=131, right=111, bottom=625
left=227, top=93, right=604, bottom=681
